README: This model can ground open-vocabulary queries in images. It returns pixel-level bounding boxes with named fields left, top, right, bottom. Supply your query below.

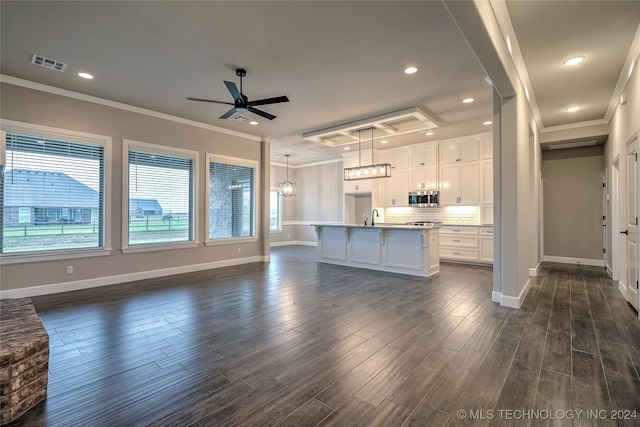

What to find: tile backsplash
left=383, top=206, right=481, bottom=225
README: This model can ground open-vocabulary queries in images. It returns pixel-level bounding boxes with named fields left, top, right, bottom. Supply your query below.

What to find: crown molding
left=0, top=74, right=262, bottom=142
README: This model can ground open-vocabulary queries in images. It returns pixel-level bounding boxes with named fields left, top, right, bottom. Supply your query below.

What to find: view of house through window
left=1, top=131, right=105, bottom=254
left=208, top=157, right=256, bottom=240
left=127, top=145, right=195, bottom=246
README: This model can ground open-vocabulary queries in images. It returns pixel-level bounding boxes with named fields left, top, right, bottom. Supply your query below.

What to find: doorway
left=624, top=133, right=638, bottom=311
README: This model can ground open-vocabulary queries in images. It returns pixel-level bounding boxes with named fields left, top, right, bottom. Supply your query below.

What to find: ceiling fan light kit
left=344, top=127, right=392, bottom=181
left=187, top=68, right=289, bottom=120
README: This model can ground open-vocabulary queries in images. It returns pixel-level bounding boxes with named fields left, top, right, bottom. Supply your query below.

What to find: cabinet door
left=480, top=236, right=494, bottom=262
left=480, top=135, right=493, bottom=159
left=481, top=160, right=493, bottom=204
left=439, top=164, right=459, bottom=205
left=382, top=150, right=409, bottom=170
left=459, top=140, right=479, bottom=162
left=410, top=168, right=426, bottom=191
left=391, top=169, right=408, bottom=206
left=439, top=143, right=459, bottom=164
left=459, top=163, right=479, bottom=205
left=384, top=169, right=408, bottom=206
left=409, top=167, right=437, bottom=190
left=410, top=145, right=438, bottom=168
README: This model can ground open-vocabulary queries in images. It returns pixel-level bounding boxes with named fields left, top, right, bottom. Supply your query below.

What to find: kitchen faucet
left=371, top=209, right=379, bottom=226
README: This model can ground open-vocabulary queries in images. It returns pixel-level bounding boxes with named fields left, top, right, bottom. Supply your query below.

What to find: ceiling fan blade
left=224, top=80, right=242, bottom=102
left=248, top=95, right=290, bottom=107
left=219, top=108, right=237, bottom=119
left=248, top=106, right=276, bottom=120
left=187, top=97, right=233, bottom=105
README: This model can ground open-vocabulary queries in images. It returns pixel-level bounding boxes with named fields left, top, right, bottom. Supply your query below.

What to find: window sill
left=270, top=229, right=283, bottom=233
left=121, top=241, right=199, bottom=254
left=0, top=248, right=112, bottom=265
left=205, top=237, right=259, bottom=246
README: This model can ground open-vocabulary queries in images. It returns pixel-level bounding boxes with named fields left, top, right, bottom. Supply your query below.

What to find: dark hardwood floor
left=8, top=246, right=640, bottom=426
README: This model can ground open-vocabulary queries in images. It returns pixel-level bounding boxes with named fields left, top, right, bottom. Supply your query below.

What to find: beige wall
left=542, top=148, right=605, bottom=261
left=1, top=83, right=267, bottom=295
left=269, top=160, right=343, bottom=245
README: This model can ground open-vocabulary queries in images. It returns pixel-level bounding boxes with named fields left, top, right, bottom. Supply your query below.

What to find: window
left=207, top=155, right=258, bottom=242
left=124, top=140, right=197, bottom=250
left=270, top=190, right=282, bottom=231
left=1, top=125, right=108, bottom=257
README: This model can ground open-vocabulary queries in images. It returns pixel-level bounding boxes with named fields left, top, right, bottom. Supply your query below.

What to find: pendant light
left=279, top=154, right=296, bottom=198
left=344, top=127, right=392, bottom=181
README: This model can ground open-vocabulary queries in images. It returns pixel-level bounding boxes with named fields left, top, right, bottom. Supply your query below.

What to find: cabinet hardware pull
left=620, top=230, right=629, bottom=235
left=453, top=239, right=461, bottom=242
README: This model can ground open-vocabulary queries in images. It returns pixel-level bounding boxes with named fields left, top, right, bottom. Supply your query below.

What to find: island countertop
left=310, top=223, right=441, bottom=230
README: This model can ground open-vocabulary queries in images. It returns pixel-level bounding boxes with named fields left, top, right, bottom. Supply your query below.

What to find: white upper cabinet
left=380, top=149, right=409, bottom=170
left=409, top=144, right=438, bottom=168
left=480, top=134, right=493, bottom=159
left=440, top=162, right=480, bottom=206
left=439, top=138, right=479, bottom=164
left=408, top=142, right=438, bottom=191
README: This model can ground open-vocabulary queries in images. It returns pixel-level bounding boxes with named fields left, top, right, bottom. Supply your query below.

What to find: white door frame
left=612, top=157, right=620, bottom=281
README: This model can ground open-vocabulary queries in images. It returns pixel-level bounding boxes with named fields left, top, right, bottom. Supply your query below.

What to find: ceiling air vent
left=30, top=54, right=67, bottom=72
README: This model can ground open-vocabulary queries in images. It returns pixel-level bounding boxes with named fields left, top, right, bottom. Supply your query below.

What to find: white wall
left=605, top=51, right=640, bottom=282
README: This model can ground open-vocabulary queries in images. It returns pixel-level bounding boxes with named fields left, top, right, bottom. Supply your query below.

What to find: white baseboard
left=492, top=278, right=532, bottom=309
left=529, top=261, right=542, bottom=277
left=543, top=255, right=605, bottom=267
left=618, top=280, right=627, bottom=296
left=606, top=264, right=613, bottom=278
left=492, top=291, right=502, bottom=303
left=0, top=255, right=268, bottom=299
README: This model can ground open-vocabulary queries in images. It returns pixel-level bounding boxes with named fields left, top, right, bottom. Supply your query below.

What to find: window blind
left=1, top=132, right=105, bottom=253
left=127, top=148, right=194, bottom=245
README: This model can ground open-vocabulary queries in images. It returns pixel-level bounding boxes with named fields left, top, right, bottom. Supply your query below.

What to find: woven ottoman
left=0, top=298, right=49, bottom=425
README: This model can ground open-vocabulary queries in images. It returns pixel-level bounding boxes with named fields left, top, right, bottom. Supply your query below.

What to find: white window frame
left=205, top=153, right=259, bottom=246
left=122, top=139, right=199, bottom=254
left=270, top=188, right=283, bottom=233
left=0, top=119, right=112, bottom=264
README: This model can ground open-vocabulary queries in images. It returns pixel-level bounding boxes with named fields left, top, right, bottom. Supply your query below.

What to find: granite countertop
left=441, top=224, right=494, bottom=228
left=311, top=223, right=440, bottom=230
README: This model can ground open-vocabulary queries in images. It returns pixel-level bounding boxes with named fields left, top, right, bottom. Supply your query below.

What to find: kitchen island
left=311, top=224, right=439, bottom=277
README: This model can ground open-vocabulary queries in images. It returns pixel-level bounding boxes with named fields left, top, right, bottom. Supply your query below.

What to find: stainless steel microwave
left=408, top=190, right=439, bottom=207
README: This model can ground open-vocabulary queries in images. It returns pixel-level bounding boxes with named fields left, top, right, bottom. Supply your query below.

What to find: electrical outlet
left=237, top=247, right=241, bottom=254
left=66, top=265, right=73, bottom=275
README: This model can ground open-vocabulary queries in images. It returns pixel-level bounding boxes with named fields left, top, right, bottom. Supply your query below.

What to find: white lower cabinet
left=439, top=227, right=478, bottom=262
left=439, top=226, right=493, bottom=264
left=479, top=228, right=494, bottom=263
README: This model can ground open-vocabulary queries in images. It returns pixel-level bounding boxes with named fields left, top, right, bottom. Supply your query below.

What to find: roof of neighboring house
left=130, top=199, right=162, bottom=212
left=3, top=169, right=98, bottom=208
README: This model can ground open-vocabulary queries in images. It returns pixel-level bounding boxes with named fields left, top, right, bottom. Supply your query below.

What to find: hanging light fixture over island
left=279, top=154, right=296, bottom=198
left=343, top=127, right=392, bottom=181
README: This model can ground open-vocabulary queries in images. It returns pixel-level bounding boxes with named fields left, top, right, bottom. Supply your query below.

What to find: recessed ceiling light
left=344, top=147, right=350, bottom=150
left=381, top=140, right=388, bottom=144
left=249, top=121, right=258, bottom=125
left=78, top=72, right=94, bottom=80
left=483, top=121, right=493, bottom=126
left=462, top=98, right=474, bottom=104
left=563, top=56, right=585, bottom=66
left=404, top=66, right=418, bottom=74
left=425, top=130, right=434, bottom=136
left=566, top=106, right=580, bottom=112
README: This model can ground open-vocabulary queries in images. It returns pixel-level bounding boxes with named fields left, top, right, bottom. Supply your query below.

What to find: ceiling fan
left=187, top=68, right=289, bottom=120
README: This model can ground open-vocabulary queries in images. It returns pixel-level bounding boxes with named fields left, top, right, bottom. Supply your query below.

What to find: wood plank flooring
left=7, top=246, right=640, bottom=426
